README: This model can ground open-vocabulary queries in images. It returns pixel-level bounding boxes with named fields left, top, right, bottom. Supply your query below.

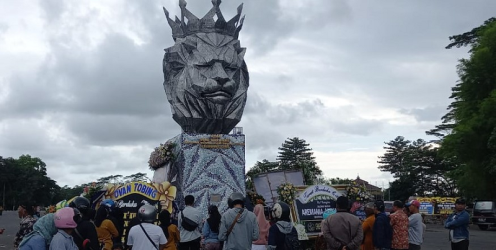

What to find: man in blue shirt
left=444, top=198, right=469, bottom=250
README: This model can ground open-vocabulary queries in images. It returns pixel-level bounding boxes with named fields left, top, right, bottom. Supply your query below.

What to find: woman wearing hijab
left=19, top=213, right=58, bottom=250
left=94, top=206, right=119, bottom=250
left=159, top=210, right=180, bottom=250
left=202, top=205, right=222, bottom=250
left=252, top=204, right=270, bottom=250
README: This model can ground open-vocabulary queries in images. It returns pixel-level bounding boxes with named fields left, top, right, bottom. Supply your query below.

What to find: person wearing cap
left=389, top=201, right=409, bottom=250
left=361, top=202, right=375, bottom=250
left=14, top=203, right=37, bottom=248
left=406, top=200, right=422, bottom=250
left=322, top=196, right=363, bottom=250
left=444, top=198, right=469, bottom=250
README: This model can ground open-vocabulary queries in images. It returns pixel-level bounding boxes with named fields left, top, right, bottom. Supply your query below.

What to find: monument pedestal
left=154, top=133, right=245, bottom=218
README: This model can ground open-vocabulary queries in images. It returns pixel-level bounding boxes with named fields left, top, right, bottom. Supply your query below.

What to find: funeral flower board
left=293, top=185, right=342, bottom=235
left=101, top=182, right=176, bottom=242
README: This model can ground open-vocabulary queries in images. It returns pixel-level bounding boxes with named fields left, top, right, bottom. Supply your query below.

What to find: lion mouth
left=201, top=90, right=233, bottom=103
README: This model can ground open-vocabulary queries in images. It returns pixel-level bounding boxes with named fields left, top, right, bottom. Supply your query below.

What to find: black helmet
left=229, top=192, right=245, bottom=207
left=138, top=204, right=157, bottom=223
left=272, top=201, right=291, bottom=222
left=455, top=198, right=466, bottom=204
left=69, top=197, right=90, bottom=215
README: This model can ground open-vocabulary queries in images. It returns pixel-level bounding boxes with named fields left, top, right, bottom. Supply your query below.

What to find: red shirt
left=389, top=210, right=409, bottom=249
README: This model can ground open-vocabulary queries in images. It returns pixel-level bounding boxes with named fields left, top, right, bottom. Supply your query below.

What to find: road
left=0, top=211, right=20, bottom=249
left=423, top=222, right=496, bottom=250
left=2, top=210, right=496, bottom=249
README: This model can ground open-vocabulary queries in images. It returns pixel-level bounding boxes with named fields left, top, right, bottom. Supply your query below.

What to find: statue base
left=153, top=132, right=246, bottom=219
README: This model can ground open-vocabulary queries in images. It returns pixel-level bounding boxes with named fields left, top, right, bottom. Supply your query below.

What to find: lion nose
left=215, top=77, right=230, bottom=86
left=211, top=62, right=230, bottom=86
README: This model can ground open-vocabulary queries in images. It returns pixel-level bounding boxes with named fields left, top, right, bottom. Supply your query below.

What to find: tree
left=378, top=137, right=458, bottom=198
left=0, top=155, right=59, bottom=208
left=277, top=137, right=322, bottom=185
left=429, top=17, right=496, bottom=199
left=124, top=172, right=149, bottom=182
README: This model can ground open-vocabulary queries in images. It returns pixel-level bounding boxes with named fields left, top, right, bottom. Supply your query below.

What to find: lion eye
left=170, top=62, right=185, bottom=71
left=225, top=65, right=238, bottom=71
left=194, top=64, right=211, bottom=69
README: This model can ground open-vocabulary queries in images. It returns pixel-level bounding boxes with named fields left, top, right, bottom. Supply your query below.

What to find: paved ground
left=1, top=210, right=496, bottom=249
left=0, top=211, right=20, bottom=249
left=423, top=222, right=496, bottom=250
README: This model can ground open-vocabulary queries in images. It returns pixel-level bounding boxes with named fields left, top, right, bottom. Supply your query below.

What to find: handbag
left=139, top=223, right=159, bottom=250
left=181, top=210, right=199, bottom=231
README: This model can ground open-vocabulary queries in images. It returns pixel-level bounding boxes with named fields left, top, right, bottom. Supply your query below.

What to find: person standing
left=94, top=206, right=119, bottom=250
left=127, top=204, right=167, bottom=250
left=178, top=195, right=201, bottom=250
left=444, top=198, right=469, bottom=250
left=373, top=200, right=392, bottom=250
left=202, top=205, right=222, bottom=250
left=361, top=202, right=375, bottom=250
left=406, top=200, right=423, bottom=250
left=267, top=202, right=298, bottom=250
left=69, top=197, right=100, bottom=250
left=389, top=201, right=409, bottom=250
left=252, top=204, right=270, bottom=250
left=19, top=213, right=58, bottom=250
left=219, top=192, right=259, bottom=250
left=50, top=207, right=81, bottom=250
left=159, top=210, right=180, bottom=250
left=14, top=203, right=37, bottom=248
left=322, top=196, right=363, bottom=250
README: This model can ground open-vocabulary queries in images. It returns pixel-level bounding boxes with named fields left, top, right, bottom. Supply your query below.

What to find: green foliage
left=0, top=155, right=59, bottom=208
left=277, top=137, right=323, bottom=185
left=378, top=136, right=458, bottom=198
left=430, top=17, right=496, bottom=199
left=0, top=154, right=152, bottom=208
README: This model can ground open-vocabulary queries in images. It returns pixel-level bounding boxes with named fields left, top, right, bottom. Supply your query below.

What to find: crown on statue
left=163, top=0, right=245, bottom=40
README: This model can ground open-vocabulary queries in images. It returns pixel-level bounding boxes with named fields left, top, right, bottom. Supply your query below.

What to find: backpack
left=283, top=227, right=301, bottom=250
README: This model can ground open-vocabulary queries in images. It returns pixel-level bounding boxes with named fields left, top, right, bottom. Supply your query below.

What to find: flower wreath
left=248, top=191, right=266, bottom=205
left=277, top=182, right=296, bottom=205
left=148, top=142, right=176, bottom=170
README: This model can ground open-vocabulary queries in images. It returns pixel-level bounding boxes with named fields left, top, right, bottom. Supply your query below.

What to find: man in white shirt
left=406, top=200, right=423, bottom=250
left=127, top=204, right=167, bottom=250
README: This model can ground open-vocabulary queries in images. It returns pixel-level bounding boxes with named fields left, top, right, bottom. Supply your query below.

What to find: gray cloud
left=400, top=105, right=447, bottom=122
left=2, top=0, right=495, bottom=187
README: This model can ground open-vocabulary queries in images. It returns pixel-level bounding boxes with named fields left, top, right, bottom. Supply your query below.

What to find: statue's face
left=163, top=33, right=249, bottom=133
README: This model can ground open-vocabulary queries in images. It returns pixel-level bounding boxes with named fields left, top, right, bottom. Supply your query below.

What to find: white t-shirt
left=128, top=223, right=167, bottom=249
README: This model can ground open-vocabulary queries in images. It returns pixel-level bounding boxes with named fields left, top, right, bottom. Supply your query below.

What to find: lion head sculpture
left=163, top=0, right=248, bottom=134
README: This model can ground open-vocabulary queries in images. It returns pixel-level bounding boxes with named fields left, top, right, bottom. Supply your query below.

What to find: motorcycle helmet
left=229, top=192, right=245, bottom=207
left=69, top=197, right=90, bottom=215
left=272, top=201, right=291, bottom=222
left=54, top=207, right=81, bottom=229
left=138, top=204, right=157, bottom=223
left=101, top=199, right=115, bottom=211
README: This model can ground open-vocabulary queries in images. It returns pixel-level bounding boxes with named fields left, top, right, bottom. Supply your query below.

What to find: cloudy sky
left=1, top=0, right=494, bottom=189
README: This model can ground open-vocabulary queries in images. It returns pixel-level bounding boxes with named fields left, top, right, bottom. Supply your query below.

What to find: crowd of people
left=6, top=194, right=470, bottom=250
left=320, top=197, right=470, bottom=250
left=7, top=192, right=300, bottom=250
